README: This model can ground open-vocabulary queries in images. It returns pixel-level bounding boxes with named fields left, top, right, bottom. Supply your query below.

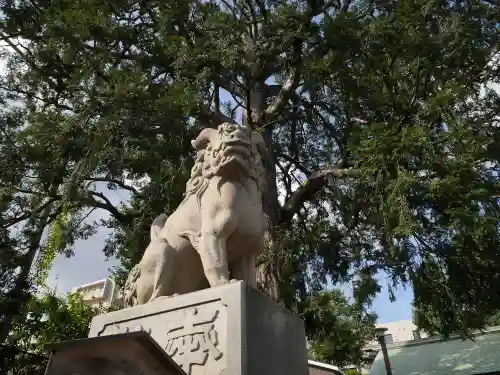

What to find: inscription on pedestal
left=93, top=300, right=227, bottom=375
left=89, top=281, right=309, bottom=375
left=165, top=307, right=223, bottom=371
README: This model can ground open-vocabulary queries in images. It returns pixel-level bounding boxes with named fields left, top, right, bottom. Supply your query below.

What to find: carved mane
left=180, top=150, right=211, bottom=207
left=179, top=127, right=267, bottom=208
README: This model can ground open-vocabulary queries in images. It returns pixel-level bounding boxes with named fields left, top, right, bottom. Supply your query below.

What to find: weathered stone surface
left=45, top=331, right=186, bottom=375
left=89, top=281, right=308, bottom=375
left=123, top=123, right=269, bottom=307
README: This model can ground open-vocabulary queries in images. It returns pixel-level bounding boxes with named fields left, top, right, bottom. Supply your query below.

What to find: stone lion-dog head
left=183, top=123, right=267, bottom=203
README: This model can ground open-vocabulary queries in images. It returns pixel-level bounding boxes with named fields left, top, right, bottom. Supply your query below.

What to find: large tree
left=0, top=93, right=101, bottom=342
left=304, top=290, right=377, bottom=368
left=0, top=0, right=499, bottom=344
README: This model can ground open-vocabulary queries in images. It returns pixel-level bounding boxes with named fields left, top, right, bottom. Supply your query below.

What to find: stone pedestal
left=89, top=281, right=309, bottom=375
left=45, top=331, right=186, bottom=375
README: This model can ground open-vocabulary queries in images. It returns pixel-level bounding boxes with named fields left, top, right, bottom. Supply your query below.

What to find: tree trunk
left=256, top=124, right=283, bottom=302
left=243, top=79, right=283, bottom=302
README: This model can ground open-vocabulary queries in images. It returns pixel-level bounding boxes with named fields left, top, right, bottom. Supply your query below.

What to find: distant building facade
left=341, top=319, right=430, bottom=374
left=71, top=277, right=122, bottom=308
left=365, top=319, right=428, bottom=349
left=368, top=325, right=500, bottom=375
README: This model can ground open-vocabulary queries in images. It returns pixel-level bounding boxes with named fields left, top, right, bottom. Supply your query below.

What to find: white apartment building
left=71, top=277, right=122, bottom=309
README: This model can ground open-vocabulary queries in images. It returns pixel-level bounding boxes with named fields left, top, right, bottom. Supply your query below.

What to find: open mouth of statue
left=218, top=148, right=250, bottom=171
left=222, top=139, right=251, bottom=156
left=220, top=154, right=248, bottom=166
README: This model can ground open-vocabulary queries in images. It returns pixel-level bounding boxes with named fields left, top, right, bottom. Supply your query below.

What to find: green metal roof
left=369, top=326, right=500, bottom=375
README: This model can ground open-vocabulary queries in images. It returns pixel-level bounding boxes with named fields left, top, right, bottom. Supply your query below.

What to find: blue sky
left=340, top=278, right=414, bottom=323
left=375, top=285, right=413, bottom=323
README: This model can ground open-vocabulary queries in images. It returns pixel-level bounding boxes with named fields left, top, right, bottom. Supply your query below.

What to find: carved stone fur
left=123, top=123, right=267, bottom=307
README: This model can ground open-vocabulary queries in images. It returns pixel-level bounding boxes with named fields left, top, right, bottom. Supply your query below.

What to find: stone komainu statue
left=123, top=123, right=268, bottom=307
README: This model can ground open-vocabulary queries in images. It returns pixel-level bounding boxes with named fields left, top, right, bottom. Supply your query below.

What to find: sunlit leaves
left=7, top=287, right=96, bottom=354
left=303, top=290, right=377, bottom=367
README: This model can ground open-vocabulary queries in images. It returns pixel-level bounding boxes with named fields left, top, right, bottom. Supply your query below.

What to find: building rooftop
left=368, top=326, right=500, bottom=375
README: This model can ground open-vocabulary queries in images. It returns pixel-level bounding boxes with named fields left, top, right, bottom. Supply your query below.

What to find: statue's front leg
left=198, top=232, right=230, bottom=286
left=198, top=209, right=237, bottom=287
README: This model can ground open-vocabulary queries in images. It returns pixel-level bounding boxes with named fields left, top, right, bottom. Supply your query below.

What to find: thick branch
left=214, top=75, right=245, bottom=98
left=199, top=106, right=236, bottom=127
left=84, top=191, right=124, bottom=220
left=264, top=39, right=302, bottom=118
left=86, top=177, right=142, bottom=196
left=280, top=167, right=359, bottom=224
left=0, top=198, right=56, bottom=229
left=0, top=85, right=73, bottom=111
left=1, top=183, right=127, bottom=225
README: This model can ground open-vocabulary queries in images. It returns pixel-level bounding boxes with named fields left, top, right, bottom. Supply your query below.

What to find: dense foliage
left=304, top=290, right=376, bottom=367
left=486, top=311, right=500, bottom=327
left=0, top=287, right=96, bottom=374
left=7, top=288, right=95, bottom=353
left=0, top=0, right=499, bottom=365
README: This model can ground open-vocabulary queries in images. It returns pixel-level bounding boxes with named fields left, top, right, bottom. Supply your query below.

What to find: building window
left=412, top=330, right=421, bottom=340
left=384, top=334, right=393, bottom=344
